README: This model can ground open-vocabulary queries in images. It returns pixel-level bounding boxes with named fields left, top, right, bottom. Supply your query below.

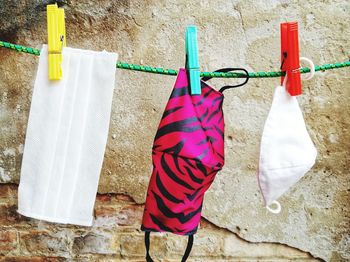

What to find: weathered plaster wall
left=0, top=0, right=349, bottom=261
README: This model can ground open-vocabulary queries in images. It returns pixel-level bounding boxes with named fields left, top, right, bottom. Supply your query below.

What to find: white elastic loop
left=300, top=57, right=315, bottom=81
left=266, top=200, right=281, bottom=214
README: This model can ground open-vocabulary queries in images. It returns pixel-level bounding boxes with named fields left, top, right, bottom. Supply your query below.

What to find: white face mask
left=258, top=59, right=317, bottom=213
left=18, top=45, right=118, bottom=225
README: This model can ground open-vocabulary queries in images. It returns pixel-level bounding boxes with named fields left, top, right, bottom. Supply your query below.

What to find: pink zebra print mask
left=141, top=68, right=225, bottom=262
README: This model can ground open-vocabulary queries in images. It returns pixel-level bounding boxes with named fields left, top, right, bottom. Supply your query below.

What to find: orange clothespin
left=280, top=22, right=301, bottom=96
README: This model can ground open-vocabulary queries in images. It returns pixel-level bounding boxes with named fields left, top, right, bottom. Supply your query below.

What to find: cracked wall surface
left=0, top=0, right=349, bottom=261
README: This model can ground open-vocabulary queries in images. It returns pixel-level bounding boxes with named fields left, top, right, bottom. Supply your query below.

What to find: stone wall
left=0, top=0, right=349, bottom=261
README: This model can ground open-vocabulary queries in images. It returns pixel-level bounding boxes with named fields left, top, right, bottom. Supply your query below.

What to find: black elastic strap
left=181, top=234, right=194, bottom=262
left=201, top=67, right=250, bottom=93
left=145, top=232, right=194, bottom=262
left=145, top=231, right=153, bottom=262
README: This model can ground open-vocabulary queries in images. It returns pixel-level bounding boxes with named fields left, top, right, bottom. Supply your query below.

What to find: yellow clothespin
left=47, top=4, right=66, bottom=80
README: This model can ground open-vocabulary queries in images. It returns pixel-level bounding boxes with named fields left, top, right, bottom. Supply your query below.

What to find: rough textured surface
left=0, top=0, right=349, bottom=261
left=0, top=184, right=319, bottom=261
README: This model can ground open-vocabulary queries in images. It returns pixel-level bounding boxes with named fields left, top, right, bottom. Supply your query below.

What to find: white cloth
left=258, top=84, right=317, bottom=211
left=18, top=45, right=118, bottom=226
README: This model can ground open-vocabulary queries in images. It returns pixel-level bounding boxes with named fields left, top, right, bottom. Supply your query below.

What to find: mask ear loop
left=201, top=68, right=250, bottom=93
left=266, top=200, right=282, bottom=214
left=300, top=57, right=315, bottom=81
left=282, top=57, right=315, bottom=87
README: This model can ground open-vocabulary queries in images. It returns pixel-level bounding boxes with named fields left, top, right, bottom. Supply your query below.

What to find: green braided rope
left=1, top=40, right=349, bottom=78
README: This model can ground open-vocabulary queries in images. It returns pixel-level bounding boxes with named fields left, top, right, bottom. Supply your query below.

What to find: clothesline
left=1, top=40, right=349, bottom=78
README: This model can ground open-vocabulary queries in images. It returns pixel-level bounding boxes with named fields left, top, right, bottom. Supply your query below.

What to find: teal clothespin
left=185, top=26, right=201, bottom=95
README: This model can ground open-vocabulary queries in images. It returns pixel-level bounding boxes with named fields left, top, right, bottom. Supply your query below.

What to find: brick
left=115, top=194, right=135, bottom=203
left=183, top=231, right=223, bottom=257
left=0, top=204, right=33, bottom=227
left=0, top=185, right=11, bottom=199
left=115, top=204, right=143, bottom=227
left=0, top=184, right=17, bottom=204
left=70, top=256, right=122, bottom=262
left=19, top=231, right=70, bottom=257
left=120, top=233, right=168, bottom=259
left=0, top=230, right=18, bottom=254
left=163, top=234, right=197, bottom=259
left=95, top=194, right=113, bottom=203
left=95, top=193, right=135, bottom=205
left=120, top=234, right=144, bottom=257
left=93, top=204, right=143, bottom=228
left=0, top=257, right=66, bottom=262
left=94, top=206, right=118, bottom=218
left=72, top=231, right=118, bottom=255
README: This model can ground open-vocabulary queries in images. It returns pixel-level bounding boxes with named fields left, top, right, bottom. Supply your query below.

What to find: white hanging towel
left=18, top=45, right=118, bottom=226
left=258, top=84, right=317, bottom=213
